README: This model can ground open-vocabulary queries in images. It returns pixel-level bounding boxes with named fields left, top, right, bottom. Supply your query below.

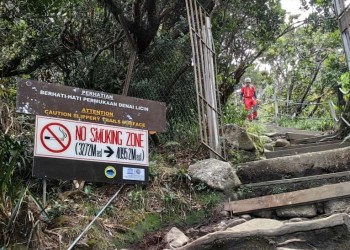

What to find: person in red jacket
left=241, top=77, right=258, bottom=121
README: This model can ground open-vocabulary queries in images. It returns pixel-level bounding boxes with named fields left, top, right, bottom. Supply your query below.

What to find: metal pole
left=43, top=179, right=47, bottom=207
left=67, top=184, right=125, bottom=250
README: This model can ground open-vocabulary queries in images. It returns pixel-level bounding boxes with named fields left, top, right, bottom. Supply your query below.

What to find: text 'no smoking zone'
left=40, top=123, right=71, bottom=153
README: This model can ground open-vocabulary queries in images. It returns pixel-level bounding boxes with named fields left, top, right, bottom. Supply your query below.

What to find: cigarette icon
left=44, top=136, right=64, bottom=141
left=44, top=127, right=68, bottom=141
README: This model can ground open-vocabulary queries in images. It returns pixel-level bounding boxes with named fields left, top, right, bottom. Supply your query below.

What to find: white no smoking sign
left=34, top=116, right=148, bottom=166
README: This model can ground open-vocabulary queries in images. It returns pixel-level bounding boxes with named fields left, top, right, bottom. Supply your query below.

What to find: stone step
left=285, top=132, right=323, bottom=141
left=236, top=147, right=350, bottom=185
left=273, top=139, right=341, bottom=151
left=290, top=134, right=336, bottom=144
left=265, top=141, right=350, bottom=159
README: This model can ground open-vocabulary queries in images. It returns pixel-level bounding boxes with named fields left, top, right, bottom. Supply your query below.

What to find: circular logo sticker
left=104, top=166, right=117, bottom=179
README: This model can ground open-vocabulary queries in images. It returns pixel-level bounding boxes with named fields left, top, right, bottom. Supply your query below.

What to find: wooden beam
left=224, top=182, right=350, bottom=214
left=266, top=141, right=350, bottom=158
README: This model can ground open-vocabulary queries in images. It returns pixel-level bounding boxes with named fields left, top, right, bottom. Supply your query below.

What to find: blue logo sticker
left=104, top=166, right=116, bottom=179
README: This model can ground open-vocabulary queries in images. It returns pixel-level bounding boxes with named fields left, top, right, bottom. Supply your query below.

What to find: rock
left=223, top=124, right=240, bottom=148
left=223, top=124, right=256, bottom=151
left=264, top=142, right=274, bottom=151
left=276, top=204, right=317, bottom=218
left=199, top=225, right=216, bottom=234
left=240, top=214, right=251, bottom=220
left=188, top=158, right=241, bottom=190
left=288, top=218, right=304, bottom=223
left=165, top=227, right=190, bottom=248
left=274, top=138, right=290, bottom=147
left=225, top=218, right=247, bottom=229
left=324, top=198, right=350, bottom=214
left=215, top=221, right=228, bottom=231
left=177, top=213, right=350, bottom=250
left=219, top=210, right=229, bottom=217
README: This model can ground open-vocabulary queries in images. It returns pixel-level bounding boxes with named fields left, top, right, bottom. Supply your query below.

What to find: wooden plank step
left=273, top=140, right=341, bottom=151
left=265, top=141, right=350, bottom=159
left=224, top=182, right=350, bottom=214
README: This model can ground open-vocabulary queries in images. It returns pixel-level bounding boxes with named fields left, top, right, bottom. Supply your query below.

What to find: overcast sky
left=280, top=0, right=309, bottom=20
left=281, top=0, right=350, bottom=18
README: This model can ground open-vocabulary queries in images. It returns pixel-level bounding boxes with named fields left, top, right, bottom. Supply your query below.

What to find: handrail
left=341, top=115, right=350, bottom=127
left=328, top=100, right=350, bottom=128
left=338, top=87, right=350, bottom=95
left=328, top=101, right=339, bottom=122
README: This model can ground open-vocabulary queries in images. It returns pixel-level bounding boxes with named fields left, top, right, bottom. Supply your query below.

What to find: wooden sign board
left=33, top=116, right=149, bottom=183
left=16, top=79, right=166, bottom=132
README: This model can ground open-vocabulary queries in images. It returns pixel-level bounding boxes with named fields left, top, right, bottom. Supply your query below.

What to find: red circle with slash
left=40, top=123, right=71, bottom=153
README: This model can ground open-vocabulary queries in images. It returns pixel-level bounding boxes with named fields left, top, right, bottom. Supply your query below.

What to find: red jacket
left=241, top=85, right=256, bottom=98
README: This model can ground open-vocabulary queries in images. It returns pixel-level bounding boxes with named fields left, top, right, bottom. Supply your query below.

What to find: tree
left=210, top=0, right=286, bottom=105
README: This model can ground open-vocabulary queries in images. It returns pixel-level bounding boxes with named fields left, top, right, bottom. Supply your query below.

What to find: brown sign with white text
left=16, top=79, right=167, bottom=132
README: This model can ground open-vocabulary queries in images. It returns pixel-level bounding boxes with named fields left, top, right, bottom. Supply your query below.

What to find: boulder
left=188, top=159, right=241, bottom=190
left=223, top=124, right=256, bottom=151
left=165, top=227, right=190, bottom=248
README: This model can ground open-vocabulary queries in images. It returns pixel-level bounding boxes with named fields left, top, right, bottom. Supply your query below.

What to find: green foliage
left=113, top=212, right=162, bottom=248
left=128, top=189, right=146, bottom=210
left=246, top=122, right=266, bottom=136
left=277, top=116, right=333, bottom=131
left=0, top=134, right=31, bottom=218
left=197, top=191, right=224, bottom=209
left=224, top=103, right=247, bottom=126
left=194, top=182, right=208, bottom=192
left=271, top=186, right=287, bottom=194
left=0, top=124, right=47, bottom=246
left=160, top=120, right=201, bottom=149
left=47, top=201, right=64, bottom=220
left=160, top=184, right=191, bottom=215
left=236, top=186, right=254, bottom=199
left=175, top=168, right=191, bottom=185
left=340, top=72, right=350, bottom=91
